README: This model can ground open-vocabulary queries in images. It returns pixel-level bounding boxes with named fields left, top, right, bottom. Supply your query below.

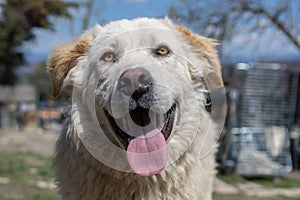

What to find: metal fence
left=227, top=63, right=298, bottom=176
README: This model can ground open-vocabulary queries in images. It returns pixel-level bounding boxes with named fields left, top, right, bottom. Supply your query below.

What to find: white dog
left=47, top=18, right=225, bottom=200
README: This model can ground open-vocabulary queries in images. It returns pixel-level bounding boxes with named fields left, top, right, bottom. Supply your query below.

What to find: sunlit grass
left=213, top=193, right=300, bottom=200
left=248, top=176, right=300, bottom=188
left=217, top=173, right=300, bottom=188
left=216, top=173, right=247, bottom=185
left=0, top=151, right=59, bottom=200
left=0, top=193, right=59, bottom=200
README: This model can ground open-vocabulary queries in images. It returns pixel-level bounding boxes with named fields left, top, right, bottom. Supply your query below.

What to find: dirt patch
left=214, top=174, right=300, bottom=199
left=0, top=184, right=41, bottom=199
left=0, top=127, right=58, bottom=156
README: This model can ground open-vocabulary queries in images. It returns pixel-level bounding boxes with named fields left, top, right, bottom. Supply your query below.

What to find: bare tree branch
left=169, top=0, right=300, bottom=54
left=244, top=4, right=300, bottom=50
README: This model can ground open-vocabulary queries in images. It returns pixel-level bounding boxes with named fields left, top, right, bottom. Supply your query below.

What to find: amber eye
left=155, top=46, right=170, bottom=56
left=101, top=52, right=116, bottom=62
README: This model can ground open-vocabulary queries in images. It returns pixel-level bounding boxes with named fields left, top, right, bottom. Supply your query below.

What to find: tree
left=169, top=0, right=300, bottom=54
left=29, top=62, right=51, bottom=101
left=0, top=0, right=78, bottom=85
left=81, top=0, right=106, bottom=31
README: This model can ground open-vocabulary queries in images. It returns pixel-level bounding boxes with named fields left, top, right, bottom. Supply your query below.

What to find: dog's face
left=48, top=18, right=225, bottom=176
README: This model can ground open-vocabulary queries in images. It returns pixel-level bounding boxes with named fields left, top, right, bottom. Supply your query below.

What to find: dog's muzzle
left=104, top=67, right=176, bottom=176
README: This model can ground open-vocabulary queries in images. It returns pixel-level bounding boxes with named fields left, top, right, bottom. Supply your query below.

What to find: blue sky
left=24, top=0, right=172, bottom=63
left=23, top=0, right=300, bottom=64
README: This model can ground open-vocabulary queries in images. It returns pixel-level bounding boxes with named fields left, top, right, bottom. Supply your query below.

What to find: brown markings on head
left=175, top=25, right=223, bottom=88
left=47, top=36, right=91, bottom=98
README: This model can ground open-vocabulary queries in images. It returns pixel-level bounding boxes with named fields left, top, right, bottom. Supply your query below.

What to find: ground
left=0, top=127, right=299, bottom=200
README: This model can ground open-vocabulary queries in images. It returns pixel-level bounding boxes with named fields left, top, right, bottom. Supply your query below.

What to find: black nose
left=117, top=68, right=153, bottom=99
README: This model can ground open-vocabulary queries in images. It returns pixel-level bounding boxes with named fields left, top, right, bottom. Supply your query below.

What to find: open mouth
left=104, top=103, right=176, bottom=176
left=105, top=104, right=176, bottom=149
left=103, top=66, right=177, bottom=176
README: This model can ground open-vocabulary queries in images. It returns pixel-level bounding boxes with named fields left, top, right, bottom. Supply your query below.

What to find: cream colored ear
left=175, top=25, right=223, bottom=88
left=91, top=24, right=103, bottom=38
left=47, top=24, right=102, bottom=97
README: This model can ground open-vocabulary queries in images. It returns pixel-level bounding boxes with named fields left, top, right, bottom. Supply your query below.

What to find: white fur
left=50, top=18, right=223, bottom=200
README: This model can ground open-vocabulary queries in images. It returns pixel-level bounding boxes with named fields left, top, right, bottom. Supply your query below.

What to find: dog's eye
left=101, top=52, right=116, bottom=62
left=155, top=46, right=170, bottom=56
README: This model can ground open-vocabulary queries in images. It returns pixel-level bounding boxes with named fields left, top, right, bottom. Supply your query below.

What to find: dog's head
left=47, top=18, right=225, bottom=176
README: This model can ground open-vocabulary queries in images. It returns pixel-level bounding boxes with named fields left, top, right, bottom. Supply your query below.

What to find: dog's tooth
left=122, top=117, right=127, bottom=133
left=160, top=114, right=164, bottom=129
left=156, top=113, right=164, bottom=130
left=156, top=114, right=160, bottom=129
left=126, top=114, right=133, bottom=135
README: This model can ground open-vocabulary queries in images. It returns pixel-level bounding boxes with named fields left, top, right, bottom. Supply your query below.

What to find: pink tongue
left=127, top=128, right=167, bottom=176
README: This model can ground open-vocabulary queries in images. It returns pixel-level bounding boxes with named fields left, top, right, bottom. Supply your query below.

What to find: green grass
left=213, top=193, right=300, bottom=200
left=217, top=173, right=247, bottom=185
left=0, top=193, right=59, bottom=200
left=217, top=173, right=300, bottom=188
left=24, top=192, right=59, bottom=200
left=0, top=151, right=53, bottom=183
left=0, top=151, right=59, bottom=200
left=248, top=176, right=300, bottom=188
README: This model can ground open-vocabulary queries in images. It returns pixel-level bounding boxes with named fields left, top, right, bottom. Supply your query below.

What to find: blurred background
left=0, top=0, right=300, bottom=199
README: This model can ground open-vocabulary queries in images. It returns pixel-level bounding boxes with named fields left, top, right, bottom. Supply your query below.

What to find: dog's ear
left=47, top=25, right=102, bottom=98
left=175, top=25, right=223, bottom=88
